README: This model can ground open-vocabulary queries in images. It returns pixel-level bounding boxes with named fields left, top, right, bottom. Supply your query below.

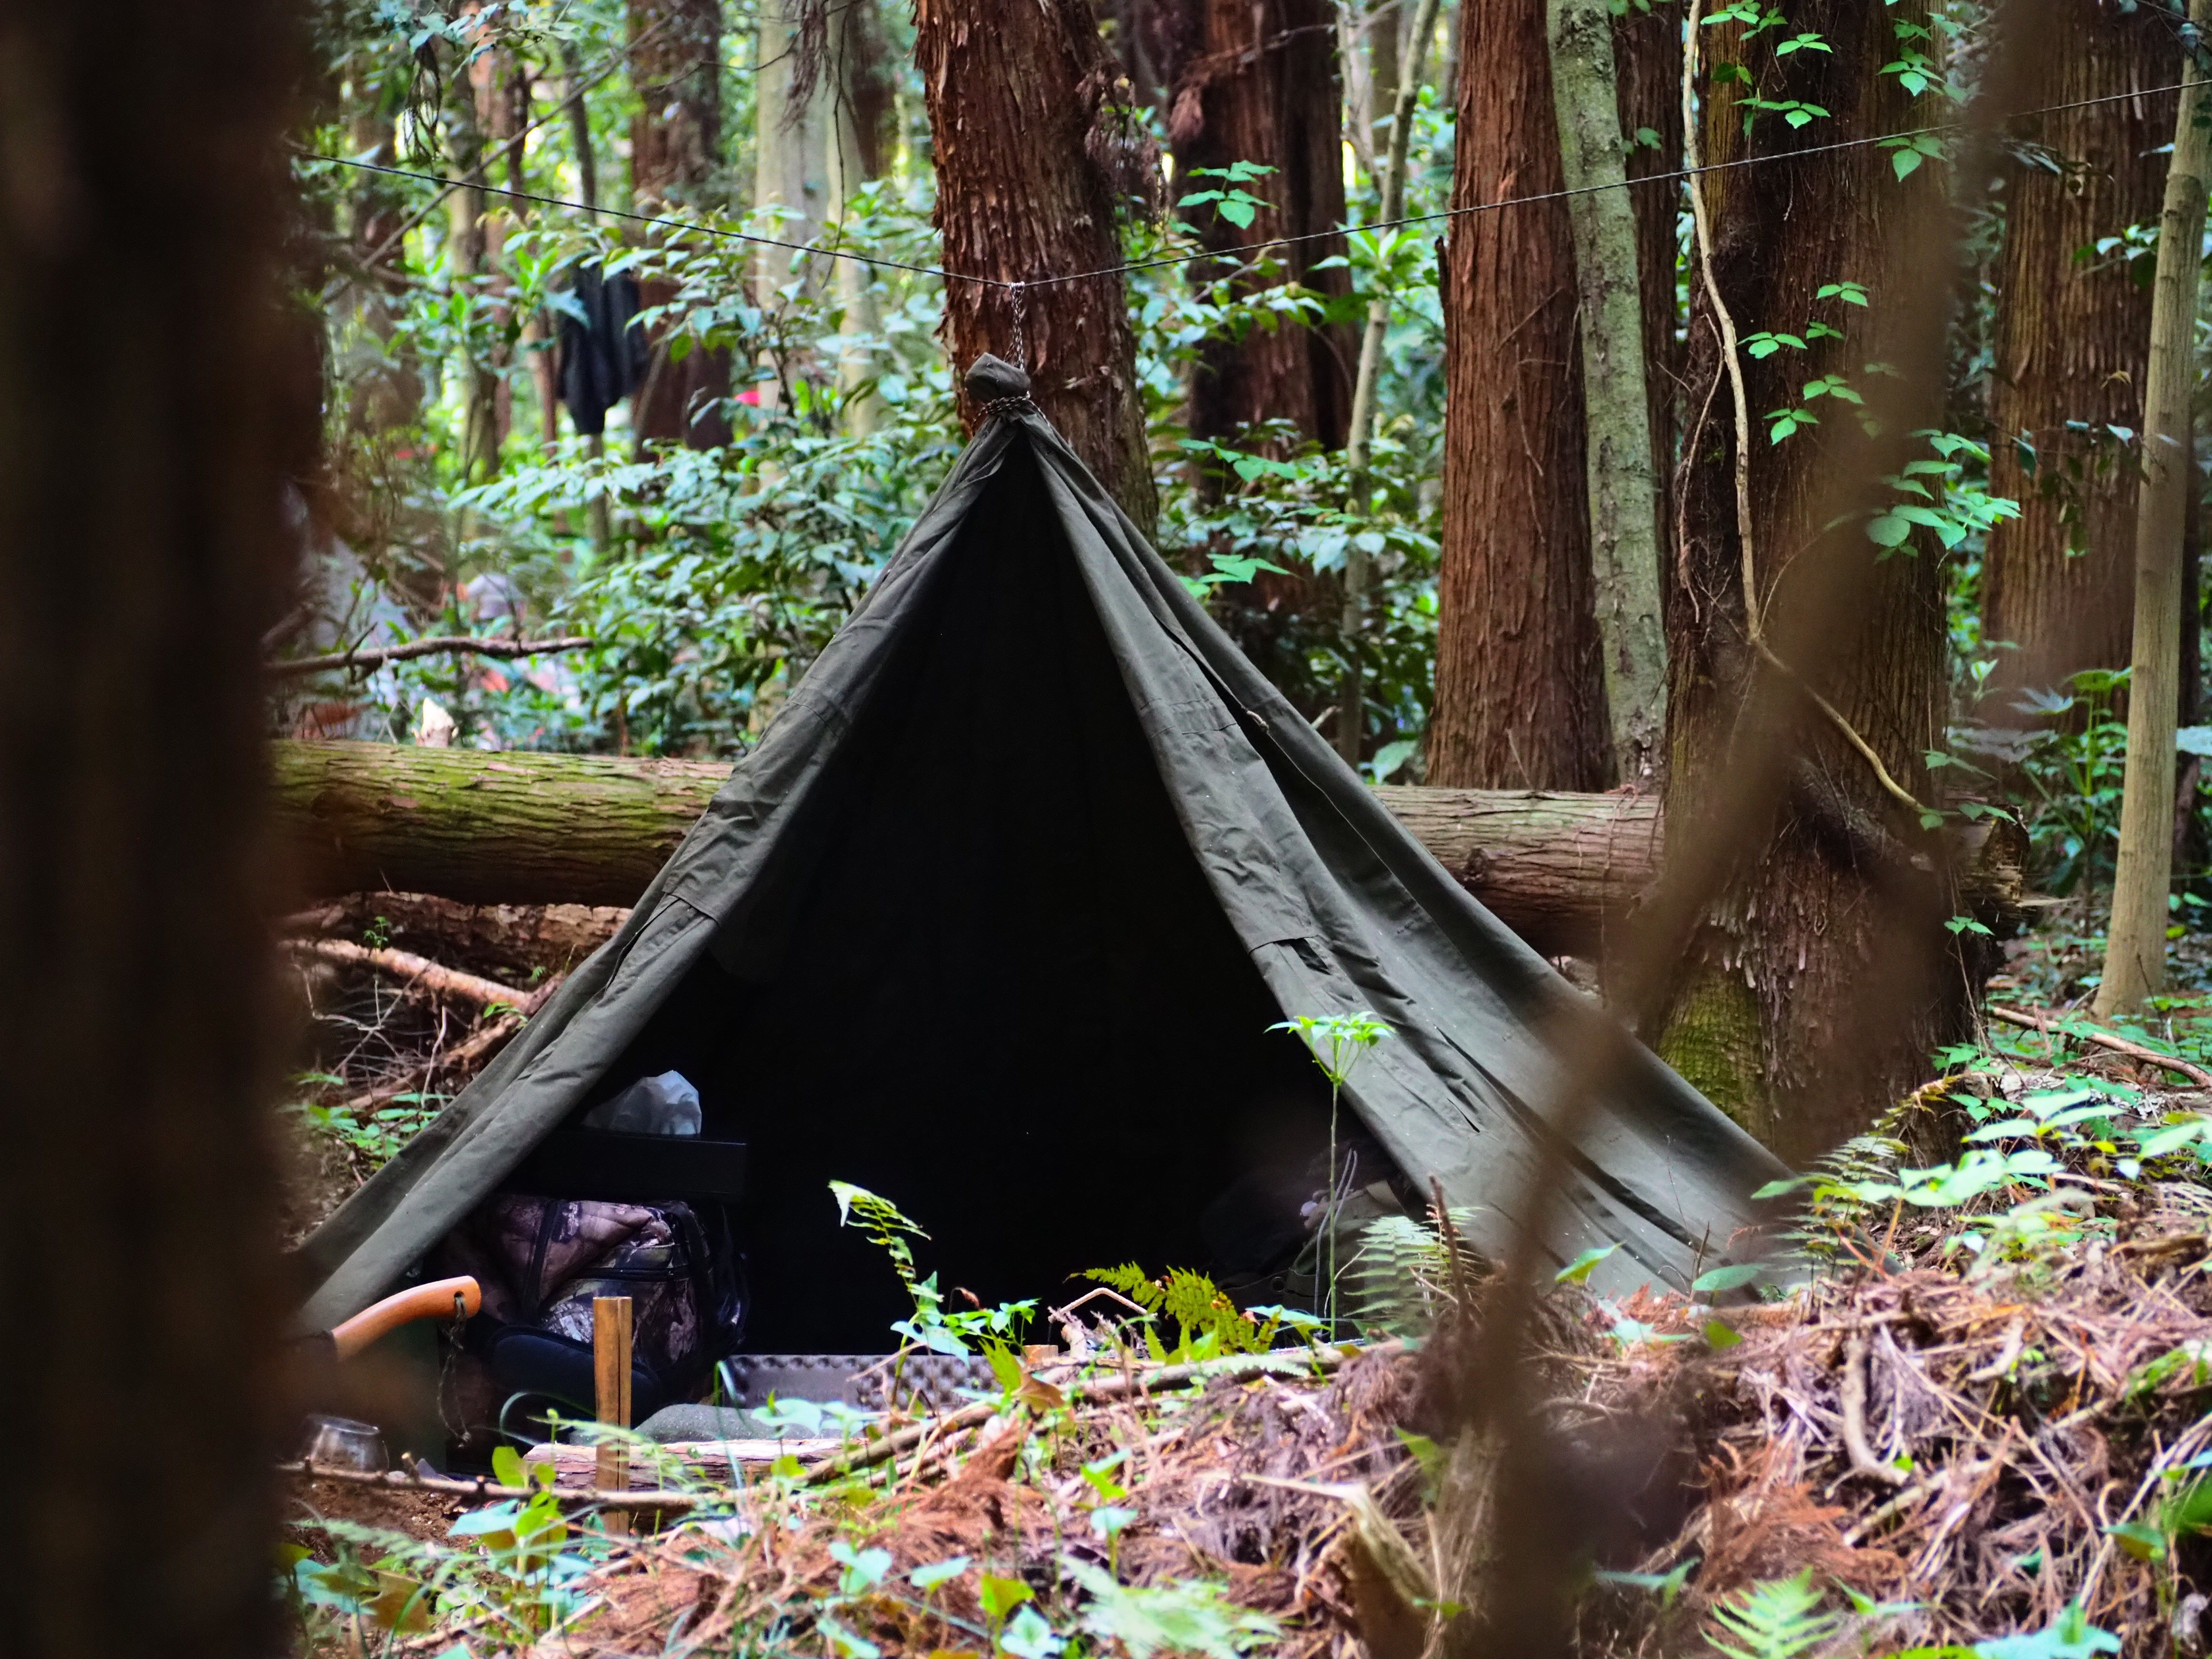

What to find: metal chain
left=1008, top=281, right=1027, bottom=372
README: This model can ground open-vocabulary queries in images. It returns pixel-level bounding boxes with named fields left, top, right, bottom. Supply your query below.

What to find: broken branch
left=1984, top=1004, right=2212, bottom=1089
left=286, top=937, right=531, bottom=1011
left=269, top=635, right=594, bottom=678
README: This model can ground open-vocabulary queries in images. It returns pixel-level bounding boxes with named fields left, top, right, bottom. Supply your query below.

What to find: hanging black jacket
left=556, top=264, right=649, bottom=437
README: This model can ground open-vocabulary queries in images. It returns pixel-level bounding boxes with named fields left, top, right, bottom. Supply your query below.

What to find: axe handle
left=329, top=1275, right=481, bottom=1361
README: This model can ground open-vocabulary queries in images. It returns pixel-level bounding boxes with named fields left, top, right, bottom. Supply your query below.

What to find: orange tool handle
left=329, top=1275, right=481, bottom=1361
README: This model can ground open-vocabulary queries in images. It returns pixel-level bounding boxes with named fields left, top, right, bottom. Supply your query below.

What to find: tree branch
left=285, top=937, right=531, bottom=1010
left=1984, top=1004, right=2212, bottom=1089
left=269, top=636, right=594, bottom=678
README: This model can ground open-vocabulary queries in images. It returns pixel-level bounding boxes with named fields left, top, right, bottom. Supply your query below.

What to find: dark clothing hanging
left=555, top=264, right=649, bottom=436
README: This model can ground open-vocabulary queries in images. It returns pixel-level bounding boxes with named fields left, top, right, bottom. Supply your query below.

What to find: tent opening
left=584, top=448, right=1377, bottom=1351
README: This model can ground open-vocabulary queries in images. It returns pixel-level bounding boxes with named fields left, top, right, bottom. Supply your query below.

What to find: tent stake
left=595, top=1296, right=634, bottom=1532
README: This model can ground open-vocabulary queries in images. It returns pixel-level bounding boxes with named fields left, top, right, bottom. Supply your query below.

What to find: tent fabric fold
left=296, top=388, right=1786, bottom=1334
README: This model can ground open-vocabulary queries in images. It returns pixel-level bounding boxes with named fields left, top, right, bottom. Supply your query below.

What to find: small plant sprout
left=1271, top=1010, right=1393, bottom=1329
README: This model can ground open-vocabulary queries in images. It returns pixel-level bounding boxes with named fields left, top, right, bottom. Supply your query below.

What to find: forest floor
left=281, top=892, right=2212, bottom=1658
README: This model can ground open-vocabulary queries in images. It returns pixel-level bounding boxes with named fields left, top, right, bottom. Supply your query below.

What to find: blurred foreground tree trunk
left=1428, top=0, right=1607, bottom=791
left=1660, top=0, right=1955, bottom=1161
left=630, top=0, right=732, bottom=448
left=916, top=0, right=1159, bottom=537
left=1982, top=1, right=2172, bottom=707
left=0, top=0, right=296, bottom=1653
left=1150, top=0, right=1356, bottom=450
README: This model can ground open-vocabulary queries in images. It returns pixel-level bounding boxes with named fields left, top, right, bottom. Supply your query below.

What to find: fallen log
left=271, top=740, right=2024, bottom=956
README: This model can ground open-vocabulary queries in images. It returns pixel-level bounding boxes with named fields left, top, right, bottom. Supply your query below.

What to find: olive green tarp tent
left=296, top=365, right=1786, bottom=1350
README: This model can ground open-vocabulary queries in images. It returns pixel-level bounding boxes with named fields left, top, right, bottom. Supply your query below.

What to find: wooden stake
left=594, top=1295, right=633, bottom=1528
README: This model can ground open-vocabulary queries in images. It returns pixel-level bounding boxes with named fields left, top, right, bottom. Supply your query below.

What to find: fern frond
left=1704, top=1571, right=1842, bottom=1659
left=1084, top=1263, right=1163, bottom=1311
left=1345, top=1208, right=1483, bottom=1337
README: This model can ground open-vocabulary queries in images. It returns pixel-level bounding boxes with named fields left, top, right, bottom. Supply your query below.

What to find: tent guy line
left=303, top=80, right=2197, bottom=299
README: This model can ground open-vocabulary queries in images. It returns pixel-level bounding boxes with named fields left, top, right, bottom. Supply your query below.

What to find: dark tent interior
left=575, top=448, right=1393, bottom=1352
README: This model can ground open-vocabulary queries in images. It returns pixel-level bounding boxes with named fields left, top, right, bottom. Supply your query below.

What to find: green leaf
left=980, top=1574, right=1035, bottom=1623
left=491, top=1444, right=527, bottom=1490
left=912, top=1555, right=972, bottom=1591
left=1705, top=1319, right=1743, bottom=1349
left=1693, top=1262, right=1767, bottom=1294
left=1555, top=1242, right=1620, bottom=1284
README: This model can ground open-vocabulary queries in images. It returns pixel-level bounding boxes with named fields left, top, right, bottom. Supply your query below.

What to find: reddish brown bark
left=915, top=0, right=1158, bottom=537
left=1149, top=0, right=1357, bottom=448
left=1662, top=1, right=1953, bottom=1160
left=629, top=0, right=732, bottom=449
left=1982, top=0, right=2173, bottom=702
left=1429, top=0, right=1607, bottom=791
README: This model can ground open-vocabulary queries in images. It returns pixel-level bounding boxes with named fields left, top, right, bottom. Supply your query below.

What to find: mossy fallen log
left=271, top=741, right=2022, bottom=955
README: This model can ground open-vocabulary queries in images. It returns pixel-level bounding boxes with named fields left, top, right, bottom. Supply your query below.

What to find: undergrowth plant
left=1346, top=1206, right=1483, bottom=1337
left=830, top=1178, right=1035, bottom=1360
left=1080, top=1263, right=1318, bottom=1361
left=1271, top=1011, right=1393, bottom=1329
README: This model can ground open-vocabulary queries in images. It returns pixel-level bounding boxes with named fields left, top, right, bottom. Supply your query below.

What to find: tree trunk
left=630, top=0, right=732, bottom=449
left=1662, top=0, right=1952, bottom=1159
left=444, top=49, right=502, bottom=480
left=756, top=1, right=832, bottom=303
left=831, top=0, right=895, bottom=431
left=1613, top=1, right=1681, bottom=614
left=2098, top=7, right=2212, bottom=1015
left=264, top=740, right=2025, bottom=957
left=915, top=0, right=1159, bottom=539
left=1549, top=0, right=1666, bottom=786
left=0, top=0, right=294, bottom=1649
left=1982, top=0, right=2172, bottom=705
left=1156, top=0, right=1357, bottom=449
left=1428, top=0, right=1607, bottom=792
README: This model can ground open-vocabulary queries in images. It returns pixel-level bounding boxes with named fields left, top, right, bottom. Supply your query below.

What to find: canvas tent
left=296, top=360, right=1787, bottom=1352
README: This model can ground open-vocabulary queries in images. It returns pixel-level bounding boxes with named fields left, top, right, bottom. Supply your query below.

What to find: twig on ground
left=1985, top=1005, right=2212, bottom=1088
left=1841, top=1330, right=1912, bottom=1487
left=269, top=635, right=594, bottom=678
left=805, top=1343, right=1397, bottom=1485
left=288, top=937, right=531, bottom=1010
left=332, top=973, right=562, bottom=1117
left=282, top=1459, right=709, bottom=1514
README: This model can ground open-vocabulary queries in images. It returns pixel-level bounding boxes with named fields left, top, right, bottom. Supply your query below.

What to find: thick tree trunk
left=915, top=0, right=1159, bottom=538
left=1154, top=0, right=1357, bottom=449
left=1983, top=1, right=2172, bottom=704
left=630, top=0, right=732, bottom=449
left=1428, top=0, right=1607, bottom=792
left=2099, top=10, right=2212, bottom=1015
left=1662, top=0, right=1952, bottom=1159
left=0, top=0, right=295, bottom=1651
left=1549, top=0, right=1666, bottom=785
left=266, top=740, right=2024, bottom=958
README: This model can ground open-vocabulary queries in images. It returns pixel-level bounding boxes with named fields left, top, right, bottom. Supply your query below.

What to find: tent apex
left=964, top=354, right=1033, bottom=409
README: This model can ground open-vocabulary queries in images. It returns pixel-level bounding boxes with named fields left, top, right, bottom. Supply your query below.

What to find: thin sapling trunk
left=1548, top=0, right=1666, bottom=785
left=1339, top=0, right=1445, bottom=764
left=2099, top=0, right=2212, bottom=1015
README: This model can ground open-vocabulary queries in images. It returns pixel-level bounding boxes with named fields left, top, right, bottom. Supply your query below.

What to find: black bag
left=435, top=1193, right=745, bottom=1446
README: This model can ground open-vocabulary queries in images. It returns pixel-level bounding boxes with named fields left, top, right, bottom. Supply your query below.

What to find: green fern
left=1082, top=1264, right=1283, bottom=1358
left=1345, top=1208, right=1485, bottom=1337
left=1705, top=1571, right=1843, bottom=1659
left=830, top=1180, right=938, bottom=1319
